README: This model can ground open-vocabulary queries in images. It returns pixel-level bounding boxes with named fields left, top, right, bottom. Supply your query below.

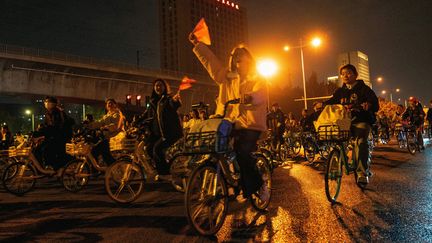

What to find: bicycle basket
left=184, top=131, right=230, bottom=154
left=0, top=149, right=10, bottom=157
left=317, top=125, right=350, bottom=142
left=66, top=142, right=92, bottom=156
left=109, top=137, right=136, bottom=152
left=8, top=147, right=32, bottom=157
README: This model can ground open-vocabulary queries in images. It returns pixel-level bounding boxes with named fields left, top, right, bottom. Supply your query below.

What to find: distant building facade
left=337, top=51, right=372, bottom=88
left=159, top=0, right=248, bottom=75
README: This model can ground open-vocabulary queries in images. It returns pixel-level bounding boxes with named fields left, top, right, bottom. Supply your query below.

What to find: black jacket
left=142, top=94, right=183, bottom=142
left=402, top=103, right=425, bottom=126
left=325, top=80, right=379, bottom=125
left=427, top=108, right=432, bottom=121
left=266, top=109, right=285, bottom=132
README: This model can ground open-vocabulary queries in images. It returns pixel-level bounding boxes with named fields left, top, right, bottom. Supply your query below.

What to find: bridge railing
left=0, top=43, right=211, bottom=83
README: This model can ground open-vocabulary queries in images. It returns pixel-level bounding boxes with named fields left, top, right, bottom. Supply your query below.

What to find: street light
left=257, top=58, right=278, bottom=111
left=377, top=77, right=383, bottom=83
left=25, top=109, right=35, bottom=131
left=283, top=37, right=322, bottom=110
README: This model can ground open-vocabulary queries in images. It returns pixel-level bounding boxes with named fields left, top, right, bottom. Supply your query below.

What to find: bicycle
left=104, top=123, right=204, bottom=204
left=1, top=134, right=69, bottom=196
left=61, top=127, right=125, bottom=192
left=319, top=125, right=368, bottom=204
left=184, top=99, right=272, bottom=235
left=279, top=129, right=302, bottom=161
left=302, top=130, right=331, bottom=163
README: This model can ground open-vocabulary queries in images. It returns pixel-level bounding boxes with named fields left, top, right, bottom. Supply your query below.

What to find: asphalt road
left=0, top=139, right=431, bottom=242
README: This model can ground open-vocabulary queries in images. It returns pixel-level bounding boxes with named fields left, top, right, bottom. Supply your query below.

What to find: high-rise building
left=337, top=51, right=372, bottom=88
left=159, top=0, right=248, bottom=75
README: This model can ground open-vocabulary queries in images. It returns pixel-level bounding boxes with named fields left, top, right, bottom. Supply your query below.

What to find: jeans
left=91, top=139, right=115, bottom=165
left=232, top=129, right=263, bottom=197
left=351, top=122, right=371, bottom=177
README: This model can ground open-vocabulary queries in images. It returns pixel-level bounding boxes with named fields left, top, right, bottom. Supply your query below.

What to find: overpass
left=0, top=43, right=218, bottom=113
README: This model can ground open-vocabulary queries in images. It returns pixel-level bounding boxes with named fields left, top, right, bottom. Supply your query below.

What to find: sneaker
left=357, top=175, right=369, bottom=185
left=258, top=185, right=270, bottom=202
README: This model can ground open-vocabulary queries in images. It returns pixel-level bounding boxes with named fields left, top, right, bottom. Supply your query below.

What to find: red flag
left=192, top=18, right=211, bottom=45
left=179, top=76, right=196, bottom=91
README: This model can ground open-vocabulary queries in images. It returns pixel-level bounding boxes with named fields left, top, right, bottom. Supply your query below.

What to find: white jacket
left=193, top=43, right=268, bottom=132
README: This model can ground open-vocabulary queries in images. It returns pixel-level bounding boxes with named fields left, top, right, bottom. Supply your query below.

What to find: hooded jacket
left=193, top=43, right=267, bottom=132
left=325, top=80, right=379, bottom=125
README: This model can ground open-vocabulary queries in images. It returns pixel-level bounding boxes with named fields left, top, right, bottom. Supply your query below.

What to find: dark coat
left=266, top=109, right=286, bottom=131
left=402, top=103, right=425, bottom=126
left=325, top=80, right=379, bottom=125
left=143, top=94, right=183, bottom=142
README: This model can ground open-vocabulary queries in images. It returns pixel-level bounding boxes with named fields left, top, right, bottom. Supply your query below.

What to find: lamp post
left=257, top=58, right=278, bottom=111
left=284, top=37, right=322, bottom=110
left=381, top=88, right=400, bottom=103
left=25, top=110, right=35, bottom=131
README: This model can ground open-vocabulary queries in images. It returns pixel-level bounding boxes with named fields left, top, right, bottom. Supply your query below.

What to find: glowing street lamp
left=381, top=90, right=387, bottom=95
left=283, top=36, right=323, bottom=109
left=377, top=77, right=383, bottom=83
left=257, top=59, right=278, bottom=111
left=25, top=109, right=35, bottom=131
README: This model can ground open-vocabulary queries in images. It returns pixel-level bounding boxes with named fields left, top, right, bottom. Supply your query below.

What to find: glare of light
left=396, top=88, right=400, bottom=92
left=377, top=77, right=383, bottom=82
left=283, top=45, right=290, bottom=52
left=257, top=59, right=278, bottom=78
left=381, top=90, right=386, bottom=94
left=25, top=110, right=31, bottom=115
left=311, top=37, right=322, bottom=47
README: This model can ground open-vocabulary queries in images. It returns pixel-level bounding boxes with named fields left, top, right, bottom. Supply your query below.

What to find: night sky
left=243, top=0, right=432, bottom=104
left=1, top=0, right=432, bottom=104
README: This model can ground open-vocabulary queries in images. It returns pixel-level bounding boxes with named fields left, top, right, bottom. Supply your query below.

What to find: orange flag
left=192, top=18, right=211, bottom=45
left=179, top=76, right=196, bottom=91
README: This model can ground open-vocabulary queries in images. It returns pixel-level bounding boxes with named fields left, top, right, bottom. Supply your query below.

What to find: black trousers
left=92, top=139, right=115, bottom=165
left=147, top=137, right=178, bottom=175
left=233, top=129, right=263, bottom=197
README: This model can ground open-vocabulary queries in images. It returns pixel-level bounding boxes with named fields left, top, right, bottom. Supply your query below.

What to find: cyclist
left=402, top=96, right=425, bottom=150
left=88, top=98, right=125, bottom=166
left=324, top=64, right=379, bottom=185
left=0, top=125, right=13, bottom=150
left=140, top=79, right=183, bottom=178
left=190, top=34, right=269, bottom=201
left=426, top=100, right=432, bottom=137
left=267, top=103, right=286, bottom=150
left=376, top=112, right=391, bottom=142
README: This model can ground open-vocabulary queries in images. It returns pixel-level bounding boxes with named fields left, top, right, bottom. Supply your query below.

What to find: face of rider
left=340, top=68, right=358, bottom=85
left=271, top=105, right=278, bottom=112
left=154, top=81, right=166, bottom=96
left=235, top=54, right=252, bottom=78
left=44, top=101, right=56, bottom=111
left=106, top=100, right=116, bottom=112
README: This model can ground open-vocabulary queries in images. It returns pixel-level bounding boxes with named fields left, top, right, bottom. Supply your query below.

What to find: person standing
left=325, top=64, right=379, bottom=185
left=141, top=79, right=183, bottom=177
left=190, top=34, right=269, bottom=200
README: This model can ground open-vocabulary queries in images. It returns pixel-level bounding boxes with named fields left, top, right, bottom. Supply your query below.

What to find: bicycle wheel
left=61, top=159, right=91, bottom=192
left=325, top=150, right=343, bottom=203
left=304, top=141, right=316, bottom=163
left=407, top=142, right=417, bottom=155
left=291, top=139, right=302, bottom=156
left=185, top=164, right=228, bottom=236
left=105, top=159, right=145, bottom=204
left=2, top=162, right=36, bottom=196
left=279, top=143, right=289, bottom=162
left=250, top=155, right=272, bottom=212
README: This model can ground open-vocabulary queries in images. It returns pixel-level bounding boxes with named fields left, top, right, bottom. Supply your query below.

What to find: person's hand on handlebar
left=241, top=94, right=253, bottom=104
